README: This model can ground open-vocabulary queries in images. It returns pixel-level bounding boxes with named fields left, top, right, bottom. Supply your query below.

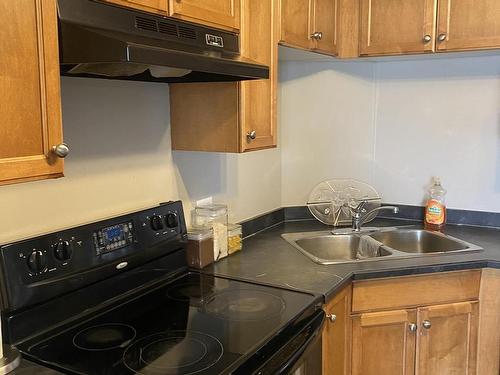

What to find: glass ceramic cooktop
left=20, top=273, right=318, bottom=375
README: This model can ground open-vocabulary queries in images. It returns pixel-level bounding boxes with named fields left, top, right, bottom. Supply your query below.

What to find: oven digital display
left=105, top=226, right=123, bottom=241
left=93, top=221, right=135, bottom=255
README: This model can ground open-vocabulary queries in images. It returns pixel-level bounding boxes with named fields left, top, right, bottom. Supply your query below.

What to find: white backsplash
left=280, top=54, right=500, bottom=212
left=0, top=78, right=281, bottom=243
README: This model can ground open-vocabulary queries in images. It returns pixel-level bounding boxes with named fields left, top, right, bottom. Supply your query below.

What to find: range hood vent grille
left=135, top=16, right=197, bottom=40
left=135, top=16, right=157, bottom=32
left=158, top=21, right=178, bottom=36
left=178, top=26, right=196, bottom=40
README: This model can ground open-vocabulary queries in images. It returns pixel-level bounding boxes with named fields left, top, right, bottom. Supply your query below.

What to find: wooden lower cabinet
left=477, top=269, right=500, bottom=375
left=323, top=285, right=351, bottom=375
left=416, top=301, right=478, bottom=375
left=351, top=309, right=416, bottom=375
left=323, top=271, right=493, bottom=375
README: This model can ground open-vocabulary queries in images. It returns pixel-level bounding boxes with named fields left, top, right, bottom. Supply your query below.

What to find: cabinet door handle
left=408, top=323, right=417, bottom=332
left=311, top=31, right=323, bottom=40
left=246, top=130, right=257, bottom=140
left=326, top=314, right=336, bottom=323
left=438, top=33, right=447, bottom=42
left=422, top=320, right=432, bottom=329
left=52, top=143, right=70, bottom=158
left=423, top=34, right=432, bottom=43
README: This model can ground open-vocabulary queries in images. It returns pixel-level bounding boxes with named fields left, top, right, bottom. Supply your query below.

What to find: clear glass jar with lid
left=193, top=204, right=228, bottom=261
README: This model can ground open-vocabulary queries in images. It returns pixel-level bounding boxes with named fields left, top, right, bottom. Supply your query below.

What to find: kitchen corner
left=2, top=0, right=500, bottom=374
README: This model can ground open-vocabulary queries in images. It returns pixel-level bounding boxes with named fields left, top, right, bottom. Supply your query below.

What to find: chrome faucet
left=351, top=201, right=399, bottom=232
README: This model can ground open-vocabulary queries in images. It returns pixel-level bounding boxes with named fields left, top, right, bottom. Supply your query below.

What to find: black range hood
left=57, top=0, right=269, bottom=83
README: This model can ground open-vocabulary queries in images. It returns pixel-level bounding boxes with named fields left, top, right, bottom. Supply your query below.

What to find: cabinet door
left=169, top=0, right=240, bottom=30
left=311, top=0, right=338, bottom=55
left=279, top=0, right=313, bottom=50
left=437, top=0, right=500, bottom=52
left=416, top=301, right=479, bottom=375
left=359, top=0, right=437, bottom=56
left=352, top=309, right=416, bottom=375
left=239, top=0, right=277, bottom=152
left=169, top=0, right=277, bottom=153
left=103, top=0, right=168, bottom=14
left=323, top=285, right=351, bottom=375
left=0, top=0, right=64, bottom=185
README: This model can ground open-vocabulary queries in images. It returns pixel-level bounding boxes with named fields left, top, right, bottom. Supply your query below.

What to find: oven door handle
left=275, top=309, right=325, bottom=374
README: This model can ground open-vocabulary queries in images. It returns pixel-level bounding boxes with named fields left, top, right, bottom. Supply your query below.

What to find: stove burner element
left=142, top=337, right=207, bottom=369
left=123, top=331, right=223, bottom=375
left=73, top=323, right=136, bottom=351
left=166, top=283, right=204, bottom=301
left=204, top=290, right=286, bottom=321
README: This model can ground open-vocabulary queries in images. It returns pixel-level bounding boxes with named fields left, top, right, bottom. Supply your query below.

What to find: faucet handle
left=352, top=200, right=368, bottom=214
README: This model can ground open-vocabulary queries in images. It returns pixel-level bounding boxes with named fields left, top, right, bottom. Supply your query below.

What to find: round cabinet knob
left=52, top=143, right=70, bottom=158
left=311, top=31, right=323, bottom=40
left=423, top=34, right=432, bottom=43
left=53, top=241, right=72, bottom=261
left=150, top=215, right=164, bottom=231
left=438, top=33, right=447, bottom=42
left=27, top=250, right=48, bottom=274
left=165, top=213, right=178, bottom=228
left=422, top=320, right=432, bottom=329
left=408, top=323, right=417, bottom=332
left=326, top=314, right=337, bottom=323
left=246, top=130, right=257, bottom=141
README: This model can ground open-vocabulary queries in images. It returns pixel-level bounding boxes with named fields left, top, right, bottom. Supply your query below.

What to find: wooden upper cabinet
left=239, top=0, right=277, bottom=151
left=311, top=0, right=338, bottom=55
left=359, top=0, right=437, bottom=56
left=103, top=0, right=168, bottom=14
left=168, top=0, right=240, bottom=30
left=170, top=0, right=277, bottom=153
left=416, top=301, right=479, bottom=375
left=0, top=0, right=64, bottom=185
left=279, top=0, right=313, bottom=50
left=436, top=0, right=500, bottom=52
left=279, top=0, right=339, bottom=55
left=351, top=309, right=416, bottom=375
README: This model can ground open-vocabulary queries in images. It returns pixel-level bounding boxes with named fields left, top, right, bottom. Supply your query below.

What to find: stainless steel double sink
left=281, top=228, right=482, bottom=265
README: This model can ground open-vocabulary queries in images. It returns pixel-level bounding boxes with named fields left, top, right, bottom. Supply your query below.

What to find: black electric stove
left=0, top=202, right=323, bottom=375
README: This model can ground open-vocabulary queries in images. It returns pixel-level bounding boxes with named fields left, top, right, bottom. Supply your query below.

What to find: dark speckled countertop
left=205, top=218, right=500, bottom=302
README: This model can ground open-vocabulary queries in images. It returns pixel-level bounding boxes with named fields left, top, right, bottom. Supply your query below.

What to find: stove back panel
left=0, top=201, right=187, bottom=327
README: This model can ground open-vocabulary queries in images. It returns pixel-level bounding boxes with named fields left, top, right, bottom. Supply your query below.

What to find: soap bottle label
left=425, top=199, right=445, bottom=225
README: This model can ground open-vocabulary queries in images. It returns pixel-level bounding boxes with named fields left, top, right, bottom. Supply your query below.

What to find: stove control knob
left=165, top=213, right=178, bottom=228
left=53, top=241, right=72, bottom=261
left=27, top=251, right=48, bottom=274
left=150, top=215, right=164, bottom=231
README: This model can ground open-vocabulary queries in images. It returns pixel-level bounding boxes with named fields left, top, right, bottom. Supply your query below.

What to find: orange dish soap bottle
left=424, top=177, right=447, bottom=231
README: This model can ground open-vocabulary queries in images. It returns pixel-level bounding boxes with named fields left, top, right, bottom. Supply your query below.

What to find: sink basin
left=369, top=229, right=470, bottom=253
left=282, top=228, right=482, bottom=265
left=282, top=231, right=393, bottom=265
left=295, top=235, right=392, bottom=264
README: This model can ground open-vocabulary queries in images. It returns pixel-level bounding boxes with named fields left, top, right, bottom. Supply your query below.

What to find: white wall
left=0, top=77, right=281, bottom=243
left=1, top=54, right=498, bottom=244
left=280, top=55, right=500, bottom=212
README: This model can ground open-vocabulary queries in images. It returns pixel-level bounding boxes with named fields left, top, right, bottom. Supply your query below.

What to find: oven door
left=235, top=309, right=325, bottom=375
left=287, top=319, right=323, bottom=375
